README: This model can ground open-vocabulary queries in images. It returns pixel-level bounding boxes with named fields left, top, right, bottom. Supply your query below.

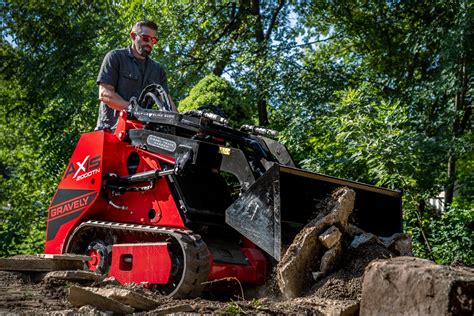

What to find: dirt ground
left=308, top=242, right=393, bottom=301
left=0, top=188, right=397, bottom=314
left=0, top=242, right=393, bottom=315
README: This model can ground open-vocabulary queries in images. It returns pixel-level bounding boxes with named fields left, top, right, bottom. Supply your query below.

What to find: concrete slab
left=95, top=287, right=160, bottom=311
left=69, top=286, right=134, bottom=314
left=45, top=270, right=104, bottom=282
left=0, top=255, right=87, bottom=272
left=151, top=304, right=195, bottom=315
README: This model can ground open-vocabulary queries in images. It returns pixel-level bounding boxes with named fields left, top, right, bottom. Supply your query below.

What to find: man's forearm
left=98, top=84, right=129, bottom=111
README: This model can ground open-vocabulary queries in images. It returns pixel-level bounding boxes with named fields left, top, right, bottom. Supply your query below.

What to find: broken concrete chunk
left=346, top=223, right=366, bottom=237
left=305, top=187, right=356, bottom=233
left=151, top=304, right=195, bottom=315
left=69, top=286, right=134, bottom=314
left=320, top=241, right=343, bottom=275
left=312, top=272, right=324, bottom=281
left=325, top=187, right=356, bottom=232
left=350, top=233, right=383, bottom=249
left=277, top=225, right=321, bottom=299
left=351, top=232, right=412, bottom=256
left=0, top=255, right=86, bottom=272
left=391, top=236, right=412, bottom=256
left=379, top=233, right=412, bottom=256
left=360, top=257, right=474, bottom=315
left=319, top=226, right=342, bottom=249
left=45, top=270, right=104, bottom=283
left=94, top=287, right=160, bottom=311
left=78, top=305, right=113, bottom=316
left=45, top=309, right=76, bottom=316
left=94, top=276, right=120, bottom=287
left=277, top=187, right=355, bottom=299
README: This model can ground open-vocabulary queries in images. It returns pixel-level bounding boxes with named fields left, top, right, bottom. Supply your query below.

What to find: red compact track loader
left=45, top=85, right=402, bottom=297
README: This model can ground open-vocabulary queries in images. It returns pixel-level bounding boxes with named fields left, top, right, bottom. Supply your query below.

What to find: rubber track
left=66, top=220, right=210, bottom=298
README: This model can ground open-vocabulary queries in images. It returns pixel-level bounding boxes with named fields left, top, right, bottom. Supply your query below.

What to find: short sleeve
left=97, top=50, right=119, bottom=87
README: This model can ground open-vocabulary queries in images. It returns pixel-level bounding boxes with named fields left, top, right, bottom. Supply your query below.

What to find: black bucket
left=225, top=164, right=402, bottom=260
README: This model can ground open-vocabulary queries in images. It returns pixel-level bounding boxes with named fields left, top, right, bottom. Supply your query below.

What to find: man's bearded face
left=133, top=26, right=156, bottom=57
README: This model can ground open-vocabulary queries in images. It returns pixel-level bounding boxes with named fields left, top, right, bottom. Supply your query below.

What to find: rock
left=69, top=285, right=159, bottom=311
left=151, top=304, right=195, bottom=315
left=78, top=305, right=113, bottom=315
left=360, top=256, right=474, bottom=315
left=346, top=223, right=366, bottom=237
left=312, top=272, right=324, bottom=281
left=277, top=224, right=321, bottom=299
left=46, top=309, right=76, bottom=316
left=334, top=301, right=359, bottom=316
left=350, top=231, right=412, bottom=256
left=45, top=270, right=104, bottom=283
left=319, top=226, right=342, bottom=249
left=94, top=276, right=120, bottom=286
left=336, top=301, right=359, bottom=316
left=0, top=255, right=88, bottom=272
left=350, top=233, right=383, bottom=249
left=312, top=187, right=355, bottom=233
left=292, top=297, right=359, bottom=316
left=69, top=286, right=134, bottom=314
left=379, top=233, right=412, bottom=256
left=277, top=187, right=355, bottom=299
left=320, top=241, right=343, bottom=275
left=94, top=287, right=160, bottom=311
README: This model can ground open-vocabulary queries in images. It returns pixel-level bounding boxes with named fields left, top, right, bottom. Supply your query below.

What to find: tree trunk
left=251, top=0, right=268, bottom=126
left=213, top=51, right=231, bottom=76
left=445, top=153, right=455, bottom=206
left=445, top=56, right=470, bottom=207
left=250, top=0, right=284, bottom=126
left=257, top=98, right=268, bottom=126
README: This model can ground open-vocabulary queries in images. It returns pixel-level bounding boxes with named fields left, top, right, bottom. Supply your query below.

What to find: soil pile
left=308, top=243, right=394, bottom=301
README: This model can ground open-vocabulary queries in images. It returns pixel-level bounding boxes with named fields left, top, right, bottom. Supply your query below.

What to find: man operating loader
left=96, top=20, right=176, bottom=130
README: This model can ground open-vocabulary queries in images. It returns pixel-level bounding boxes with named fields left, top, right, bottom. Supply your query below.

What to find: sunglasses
left=137, top=33, right=157, bottom=44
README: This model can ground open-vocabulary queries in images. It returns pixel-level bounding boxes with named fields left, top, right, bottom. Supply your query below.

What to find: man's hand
left=98, top=83, right=129, bottom=111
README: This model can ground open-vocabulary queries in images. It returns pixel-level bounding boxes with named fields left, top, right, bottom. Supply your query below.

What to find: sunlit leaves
left=179, top=74, right=254, bottom=127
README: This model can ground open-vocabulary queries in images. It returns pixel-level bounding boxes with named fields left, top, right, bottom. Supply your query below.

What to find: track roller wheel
left=86, top=240, right=111, bottom=274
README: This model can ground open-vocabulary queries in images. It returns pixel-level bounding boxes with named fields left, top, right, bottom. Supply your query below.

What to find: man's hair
left=131, top=20, right=158, bottom=33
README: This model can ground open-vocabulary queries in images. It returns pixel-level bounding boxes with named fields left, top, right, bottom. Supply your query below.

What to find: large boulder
left=360, top=256, right=474, bottom=315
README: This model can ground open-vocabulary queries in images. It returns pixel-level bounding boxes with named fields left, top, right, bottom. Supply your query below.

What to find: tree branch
left=265, top=0, right=285, bottom=41
left=269, top=32, right=343, bottom=52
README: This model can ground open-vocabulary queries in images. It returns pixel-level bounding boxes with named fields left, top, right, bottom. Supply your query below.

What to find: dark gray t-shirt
left=96, top=46, right=169, bottom=129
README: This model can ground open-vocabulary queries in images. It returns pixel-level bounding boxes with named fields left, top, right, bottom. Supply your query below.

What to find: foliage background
left=1, top=0, right=472, bottom=265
